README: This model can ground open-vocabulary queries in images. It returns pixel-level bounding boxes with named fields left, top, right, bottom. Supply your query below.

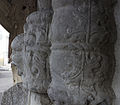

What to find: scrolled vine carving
left=23, top=10, right=52, bottom=93
left=11, top=10, right=53, bottom=105
left=48, top=0, right=116, bottom=105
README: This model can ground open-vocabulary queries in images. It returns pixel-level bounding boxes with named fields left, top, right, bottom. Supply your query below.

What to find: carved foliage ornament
left=48, top=0, right=116, bottom=105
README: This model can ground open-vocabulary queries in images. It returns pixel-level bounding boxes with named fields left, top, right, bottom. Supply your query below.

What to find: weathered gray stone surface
left=11, top=33, right=24, bottom=77
left=23, top=10, right=52, bottom=94
left=11, top=6, right=52, bottom=104
left=48, top=0, right=116, bottom=105
left=0, top=70, right=13, bottom=104
left=9, top=0, right=118, bottom=105
left=37, top=0, right=52, bottom=11
left=112, top=0, right=120, bottom=105
left=23, top=10, right=52, bottom=105
left=1, top=82, right=28, bottom=105
left=27, top=92, right=52, bottom=105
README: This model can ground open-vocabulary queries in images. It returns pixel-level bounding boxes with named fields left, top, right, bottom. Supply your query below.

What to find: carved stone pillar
left=21, top=1, right=53, bottom=104
left=11, top=0, right=53, bottom=104
left=48, top=0, right=116, bottom=105
left=23, top=10, right=52, bottom=105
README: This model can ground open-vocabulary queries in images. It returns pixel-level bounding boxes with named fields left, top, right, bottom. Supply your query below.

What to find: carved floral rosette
left=48, top=0, right=116, bottom=105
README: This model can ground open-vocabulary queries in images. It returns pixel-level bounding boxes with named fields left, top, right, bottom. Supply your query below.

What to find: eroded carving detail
left=11, top=33, right=25, bottom=77
left=23, top=10, right=52, bottom=105
left=23, top=10, right=52, bottom=93
left=48, top=0, right=116, bottom=105
left=11, top=10, right=52, bottom=105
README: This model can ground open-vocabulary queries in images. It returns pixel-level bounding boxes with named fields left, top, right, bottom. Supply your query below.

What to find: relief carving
left=11, top=0, right=53, bottom=104
left=11, top=10, right=52, bottom=105
left=48, top=0, right=116, bottom=105
left=23, top=11, right=52, bottom=93
left=11, top=0, right=116, bottom=105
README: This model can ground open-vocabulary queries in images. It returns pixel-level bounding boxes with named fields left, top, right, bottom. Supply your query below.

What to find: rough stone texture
left=11, top=33, right=25, bottom=79
left=11, top=9, right=52, bottom=105
left=112, top=0, right=120, bottom=105
left=0, top=0, right=12, bottom=33
left=37, top=0, right=52, bottom=11
left=23, top=10, right=52, bottom=105
left=48, top=0, right=116, bottom=105
left=23, top=10, right=52, bottom=94
left=27, top=92, right=52, bottom=105
left=8, top=0, right=37, bottom=59
left=0, top=0, right=36, bottom=34
left=8, top=0, right=119, bottom=105
left=1, top=82, right=28, bottom=105
left=0, top=70, right=13, bottom=104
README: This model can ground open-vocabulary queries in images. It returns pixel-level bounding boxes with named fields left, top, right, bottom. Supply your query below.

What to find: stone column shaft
left=48, top=0, right=116, bottom=105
